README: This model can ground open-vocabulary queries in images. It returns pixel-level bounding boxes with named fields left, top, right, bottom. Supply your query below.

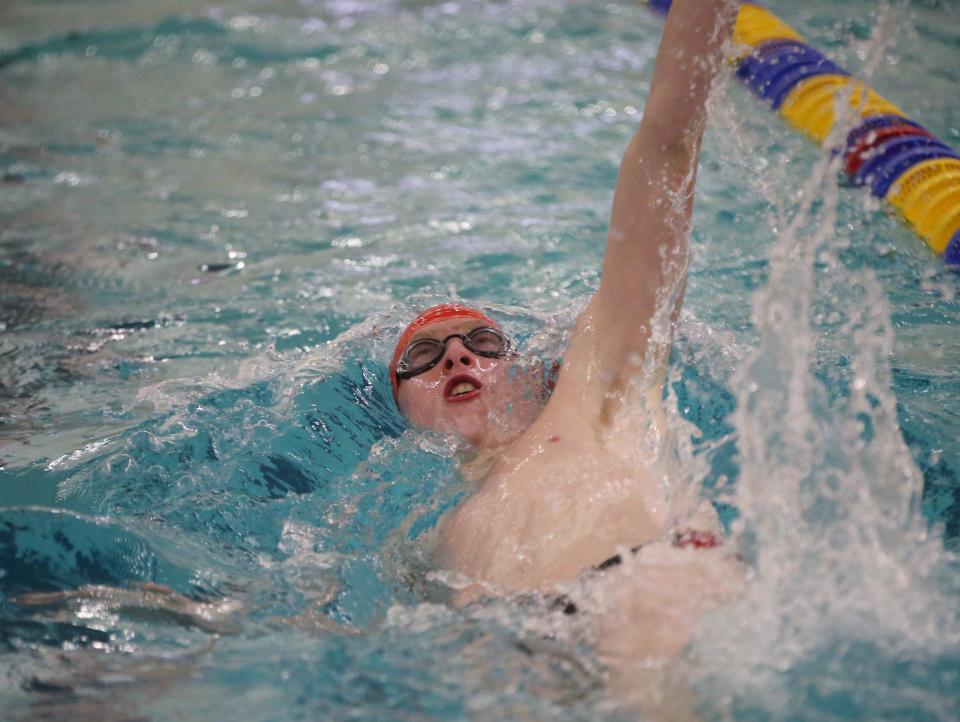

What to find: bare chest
left=439, top=436, right=669, bottom=592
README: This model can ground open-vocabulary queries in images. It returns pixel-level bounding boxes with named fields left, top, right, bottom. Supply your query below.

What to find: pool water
left=1, top=0, right=959, bottom=719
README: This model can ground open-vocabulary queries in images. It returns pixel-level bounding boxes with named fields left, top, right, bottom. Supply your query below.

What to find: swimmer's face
left=395, top=318, right=539, bottom=447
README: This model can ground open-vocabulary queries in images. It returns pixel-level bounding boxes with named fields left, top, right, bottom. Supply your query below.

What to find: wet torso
left=437, top=394, right=672, bottom=593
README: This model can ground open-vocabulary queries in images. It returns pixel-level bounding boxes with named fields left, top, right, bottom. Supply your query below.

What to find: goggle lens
left=397, top=327, right=509, bottom=379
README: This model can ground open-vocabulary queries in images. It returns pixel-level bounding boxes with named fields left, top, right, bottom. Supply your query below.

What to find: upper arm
left=595, top=128, right=697, bottom=355
left=544, top=0, right=736, bottom=420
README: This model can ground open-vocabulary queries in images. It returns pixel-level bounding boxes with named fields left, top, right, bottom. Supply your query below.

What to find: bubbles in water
left=682, top=5, right=960, bottom=716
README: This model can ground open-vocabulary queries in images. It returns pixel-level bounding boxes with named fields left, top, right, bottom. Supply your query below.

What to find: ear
left=510, top=358, right=559, bottom=403
left=394, top=381, right=410, bottom=418
left=544, top=359, right=561, bottom=393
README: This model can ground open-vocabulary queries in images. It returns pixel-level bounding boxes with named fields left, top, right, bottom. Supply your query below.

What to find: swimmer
left=390, top=0, right=745, bottom=673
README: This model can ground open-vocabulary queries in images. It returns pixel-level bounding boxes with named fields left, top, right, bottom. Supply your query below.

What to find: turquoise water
left=1, top=0, right=959, bottom=719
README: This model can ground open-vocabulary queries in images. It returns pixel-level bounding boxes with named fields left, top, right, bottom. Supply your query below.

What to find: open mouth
left=444, top=375, right=482, bottom=402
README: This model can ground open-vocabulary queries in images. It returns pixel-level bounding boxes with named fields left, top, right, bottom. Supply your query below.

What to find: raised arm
left=547, top=0, right=737, bottom=422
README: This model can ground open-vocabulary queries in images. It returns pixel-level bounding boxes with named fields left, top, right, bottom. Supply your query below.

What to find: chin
left=405, top=388, right=535, bottom=449
left=457, top=411, right=526, bottom=449
left=441, top=412, right=490, bottom=447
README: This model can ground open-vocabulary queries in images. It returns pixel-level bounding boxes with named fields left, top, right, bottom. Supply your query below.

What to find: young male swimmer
left=390, top=0, right=744, bottom=666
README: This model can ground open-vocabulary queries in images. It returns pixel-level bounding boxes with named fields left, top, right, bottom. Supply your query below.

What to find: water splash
left=686, top=4, right=960, bottom=716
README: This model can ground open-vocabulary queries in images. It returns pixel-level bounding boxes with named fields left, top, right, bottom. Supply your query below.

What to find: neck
left=458, top=446, right=500, bottom=483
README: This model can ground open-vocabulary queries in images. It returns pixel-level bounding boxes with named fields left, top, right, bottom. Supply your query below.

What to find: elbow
left=651, top=123, right=701, bottom=163
left=627, top=120, right=701, bottom=173
left=632, top=90, right=707, bottom=163
left=661, top=138, right=697, bottom=169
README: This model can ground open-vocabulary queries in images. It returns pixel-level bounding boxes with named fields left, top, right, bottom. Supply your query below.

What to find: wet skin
left=395, top=311, right=676, bottom=590
left=395, top=317, right=541, bottom=448
left=394, top=0, right=744, bottom=685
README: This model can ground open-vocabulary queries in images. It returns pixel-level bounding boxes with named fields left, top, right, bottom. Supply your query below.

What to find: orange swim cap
left=390, top=304, right=497, bottom=401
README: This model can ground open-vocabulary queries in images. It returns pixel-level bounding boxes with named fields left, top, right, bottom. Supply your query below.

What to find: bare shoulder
left=435, top=481, right=496, bottom=573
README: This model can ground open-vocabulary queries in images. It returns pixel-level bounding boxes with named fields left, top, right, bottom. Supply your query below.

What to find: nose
left=442, top=337, right=474, bottom=371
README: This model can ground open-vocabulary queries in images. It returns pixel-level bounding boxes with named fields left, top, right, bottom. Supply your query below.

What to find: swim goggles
left=395, top=327, right=511, bottom=380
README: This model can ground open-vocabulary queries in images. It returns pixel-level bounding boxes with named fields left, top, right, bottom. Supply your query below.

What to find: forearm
left=640, top=0, right=739, bottom=155
left=598, top=0, right=737, bottom=312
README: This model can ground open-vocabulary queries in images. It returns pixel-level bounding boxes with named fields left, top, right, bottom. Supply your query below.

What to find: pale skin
left=395, top=0, right=745, bottom=677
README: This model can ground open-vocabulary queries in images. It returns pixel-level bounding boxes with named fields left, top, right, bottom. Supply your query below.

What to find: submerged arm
left=550, top=0, right=737, bottom=418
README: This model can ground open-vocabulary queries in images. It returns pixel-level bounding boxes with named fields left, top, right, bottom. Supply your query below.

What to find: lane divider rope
left=645, top=1, right=960, bottom=264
